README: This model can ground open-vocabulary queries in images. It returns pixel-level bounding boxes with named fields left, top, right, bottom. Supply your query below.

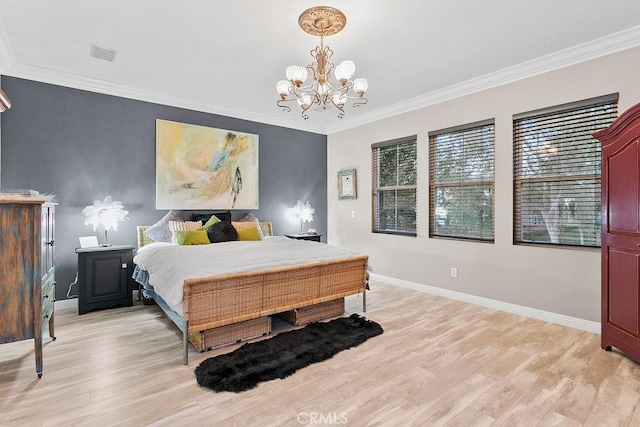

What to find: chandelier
left=276, top=6, right=368, bottom=120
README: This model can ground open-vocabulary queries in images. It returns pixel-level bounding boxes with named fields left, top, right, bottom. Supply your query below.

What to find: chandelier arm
left=325, top=46, right=334, bottom=61
left=352, top=97, right=368, bottom=108
left=289, top=85, right=302, bottom=97
left=322, top=78, right=345, bottom=94
left=328, top=96, right=346, bottom=119
left=289, top=84, right=314, bottom=105
left=310, top=46, right=320, bottom=61
left=300, top=102, right=313, bottom=120
left=276, top=99, right=293, bottom=112
left=306, top=64, right=318, bottom=83
left=324, top=63, right=337, bottom=85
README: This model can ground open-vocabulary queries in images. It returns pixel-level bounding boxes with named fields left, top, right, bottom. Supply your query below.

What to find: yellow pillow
left=232, top=221, right=263, bottom=241
left=174, top=230, right=210, bottom=245
left=168, top=220, right=203, bottom=244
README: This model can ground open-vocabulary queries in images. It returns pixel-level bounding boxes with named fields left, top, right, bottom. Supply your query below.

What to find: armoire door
left=595, top=103, right=640, bottom=363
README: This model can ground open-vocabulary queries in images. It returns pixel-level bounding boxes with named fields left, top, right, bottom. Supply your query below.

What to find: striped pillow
left=232, top=221, right=263, bottom=241
left=168, top=220, right=202, bottom=244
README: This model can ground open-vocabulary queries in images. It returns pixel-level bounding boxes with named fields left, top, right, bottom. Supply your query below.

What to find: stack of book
left=0, top=189, right=40, bottom=196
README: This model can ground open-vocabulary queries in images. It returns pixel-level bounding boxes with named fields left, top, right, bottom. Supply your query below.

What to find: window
left=429, top=120, right=495, bottom=241
left=513, top=94, right=618, bottom=247
left=372, top=136, right=417, bottom=235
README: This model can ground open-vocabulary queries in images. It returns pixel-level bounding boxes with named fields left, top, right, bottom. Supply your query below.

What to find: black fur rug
left=194, top=314, right=383, bottom=393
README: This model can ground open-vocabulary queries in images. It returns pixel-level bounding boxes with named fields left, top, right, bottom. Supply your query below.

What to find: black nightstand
left=285, top=233, right=323, bottom=242
left=76, top=245, right=135, bottom=315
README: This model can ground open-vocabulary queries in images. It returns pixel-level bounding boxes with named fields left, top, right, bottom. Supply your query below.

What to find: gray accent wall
left=0, top=76, right=327, bottom=301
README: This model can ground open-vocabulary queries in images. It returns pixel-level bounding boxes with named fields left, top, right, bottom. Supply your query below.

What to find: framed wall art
left=156, top=119, right=259, bottom=210
left=337, top=169, right=357, bottom=200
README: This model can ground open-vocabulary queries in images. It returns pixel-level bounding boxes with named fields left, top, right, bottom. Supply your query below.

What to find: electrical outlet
left=451, top=267, right=458, bottom=278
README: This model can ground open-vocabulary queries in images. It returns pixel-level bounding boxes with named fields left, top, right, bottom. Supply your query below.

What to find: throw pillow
left=174, top=230, right=210, bottom=245
left=208, top=221, right=238, bottom=243
left=232, top=221, right=263, bottom=241
left=201, top=214, right=221, bottom=230
left=236, top=226, right=263, bottom=241
left=238, top=212, right=271, bottom=236
left=238, top=212, right=259, bottom=223
left=144, top=210, right=181, bottom=243
left=168, top=220, right=202, bottom=244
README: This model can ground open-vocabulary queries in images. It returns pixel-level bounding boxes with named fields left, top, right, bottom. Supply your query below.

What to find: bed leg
left=363, top=284, right=367, bottom=313
left=183, top=321, right=189, bottom=365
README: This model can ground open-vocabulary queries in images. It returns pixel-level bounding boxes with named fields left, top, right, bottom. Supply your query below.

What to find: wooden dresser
left=0, top=196, right=56, bottom=378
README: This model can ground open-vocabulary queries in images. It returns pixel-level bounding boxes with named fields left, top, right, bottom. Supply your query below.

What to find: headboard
left=137, top=222, right=274, bottom=248
left=259, top=222, right=273, bottom=238
left=137, top=226, right=155, bottom=248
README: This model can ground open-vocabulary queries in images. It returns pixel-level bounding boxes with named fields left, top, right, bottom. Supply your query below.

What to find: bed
left=133, top=222, right=369, bottom=364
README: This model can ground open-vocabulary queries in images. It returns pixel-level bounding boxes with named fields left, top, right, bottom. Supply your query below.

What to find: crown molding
left=4, top=25, right=640, bottom=135
left=326, top=25, right=640, bottom=134
left=3, top=62, right=328, bottom=134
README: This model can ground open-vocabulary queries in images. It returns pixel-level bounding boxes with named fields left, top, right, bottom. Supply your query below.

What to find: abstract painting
left=156, top=119, right=259, bottom=210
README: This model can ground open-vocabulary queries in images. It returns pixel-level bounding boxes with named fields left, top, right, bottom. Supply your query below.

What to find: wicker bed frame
left=135, top=224, right=368, bottom=364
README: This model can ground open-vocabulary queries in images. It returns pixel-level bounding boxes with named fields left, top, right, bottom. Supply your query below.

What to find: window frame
left=371, top=136, right=418, bottom=236
left=428, top=119, right=495, bottom=242
left=513, top=93, right=618, bottom=248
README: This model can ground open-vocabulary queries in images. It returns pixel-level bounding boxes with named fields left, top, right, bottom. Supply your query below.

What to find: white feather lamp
left=293, top=200, right=315, bottom=234
left=82, top=196, right=129, bottom=246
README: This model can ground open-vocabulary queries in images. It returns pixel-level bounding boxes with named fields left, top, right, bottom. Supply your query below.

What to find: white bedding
left=133, top=236, right=365, bottom=316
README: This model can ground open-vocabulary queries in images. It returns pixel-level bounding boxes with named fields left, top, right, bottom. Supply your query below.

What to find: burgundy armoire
left=595, top=102, right=640, bottom=363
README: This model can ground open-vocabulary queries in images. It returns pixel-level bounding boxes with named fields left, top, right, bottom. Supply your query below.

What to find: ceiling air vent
left=90, top=44, right=117, bottom=62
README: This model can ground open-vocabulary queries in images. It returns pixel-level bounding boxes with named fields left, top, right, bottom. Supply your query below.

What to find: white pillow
left=168, top=220, right=203, bottom=244
left=144, top=210, right=180, bottom=243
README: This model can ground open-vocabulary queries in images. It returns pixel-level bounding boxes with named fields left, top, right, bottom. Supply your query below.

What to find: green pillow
left=174, top=230, right=210, bottom=245
left=201, top=214, right=221, bottom=230
left=236, top=226, right=263, bottom=241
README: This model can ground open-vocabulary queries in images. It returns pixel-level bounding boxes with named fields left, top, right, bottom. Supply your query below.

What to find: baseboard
left=55, top=280, right=599, bottom=334
left=371, top=273, right=601, bottom=334
left=54, top=290, right=142, bottom=311
left=54, top=298, right=77, bottom=310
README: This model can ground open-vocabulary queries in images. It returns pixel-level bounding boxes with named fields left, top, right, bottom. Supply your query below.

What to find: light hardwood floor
left=1, top=281, right=640, bottom=426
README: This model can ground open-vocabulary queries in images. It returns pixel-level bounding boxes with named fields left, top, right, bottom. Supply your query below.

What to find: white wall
left=327, top=46, right=640, bottom=323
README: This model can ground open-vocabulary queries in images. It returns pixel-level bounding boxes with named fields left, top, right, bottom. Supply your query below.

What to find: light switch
left=351, top=210, right=356, bottom=218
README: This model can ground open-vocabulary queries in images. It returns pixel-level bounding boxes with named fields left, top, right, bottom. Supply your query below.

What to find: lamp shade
left=82, top=196, right=129, bottom=232
left=286, top=65, right=308, bottom=85
left=276, top=80, right=292, bottom=96
left=293, top=200, right=315, bottom=223
left=332, top=93, right=347, bottom=107
left=334, top=60, right=355, bottom=81
left=297, top=94, right=312, bottom=109
left=353, top=78, right=368, bottom=96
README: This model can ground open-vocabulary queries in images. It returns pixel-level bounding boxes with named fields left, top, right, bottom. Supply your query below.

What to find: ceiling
left=1, top=1, right=639, bottom=135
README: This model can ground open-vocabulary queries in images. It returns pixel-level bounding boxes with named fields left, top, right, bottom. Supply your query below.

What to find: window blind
left=371, top=136, right=417, bottom=235
left=428, top=120, right=495, bottom=241
left=513, top=94, right=618, bottom=247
